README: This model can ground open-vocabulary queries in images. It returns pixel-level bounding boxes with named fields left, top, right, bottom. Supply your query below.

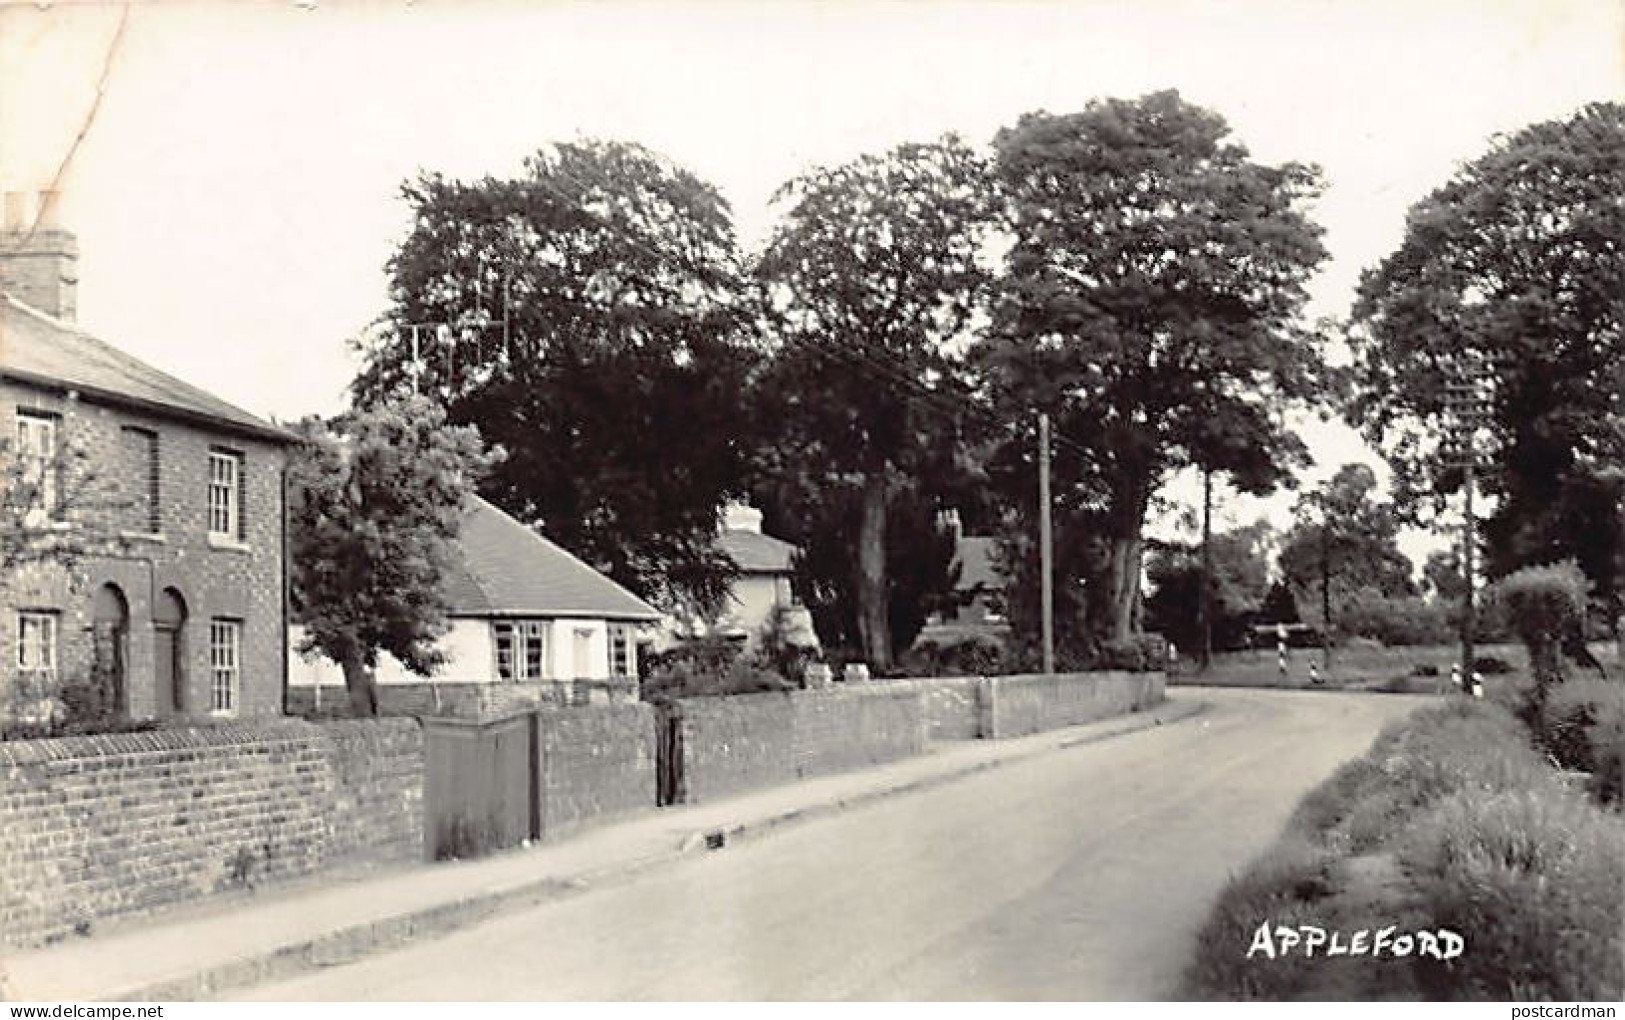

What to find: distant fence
left=290, top=679, right=639, bottom=721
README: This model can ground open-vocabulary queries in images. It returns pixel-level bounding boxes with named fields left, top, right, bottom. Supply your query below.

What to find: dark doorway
left=91, top=584, right=130, bottom=717
left=154, top=588, right=188, bottom=717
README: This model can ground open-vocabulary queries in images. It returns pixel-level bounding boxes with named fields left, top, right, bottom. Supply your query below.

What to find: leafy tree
left=1145, top=521, right=1272, bottom=653
left=1258, top=580, right=1302, bottom=626
left=974, top=91, right=1332, bottom=644
left=1279, top=463, right=1415, bottom=637
left=1422, top=548, right=1469, bottom=603
left=352, top=140, right=757, bottom=615
left=752, top=135, right=1000, bottom=671
left=288, top=396, right=497, bottom=716
left=1, top=434, right=124, bottom=575
left=1348, top=102, right=1625, bottom=634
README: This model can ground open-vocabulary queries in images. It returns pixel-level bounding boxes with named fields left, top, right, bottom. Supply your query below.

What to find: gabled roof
left=443, top=497, right=661, bottom=621
left=718, top=527, right=797, bottom=574
left=0, top=293, right=291, bottom=443
left=955, top=536, right=1003, bottom=591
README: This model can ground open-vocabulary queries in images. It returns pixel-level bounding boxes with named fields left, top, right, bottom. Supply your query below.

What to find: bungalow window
left=608, top=624, right=633, bottom=679
left=494, top=620, right=549, bottom=681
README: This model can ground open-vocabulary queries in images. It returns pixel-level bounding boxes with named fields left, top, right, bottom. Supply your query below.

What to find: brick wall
left=1, top=382, right=288, bottom=723
left=895, top=675, right=985, bottom=740
left=0, top=718, right=422, bottom=949
left=536, top=703, right=656, bottom=837
left=981, top=671, right=1165, bottom=739
left=289, top=681, right=639, bottom=720
left=677, top=686, right=925, bottom=803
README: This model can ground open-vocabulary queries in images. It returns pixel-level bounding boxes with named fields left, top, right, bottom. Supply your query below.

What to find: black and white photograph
left=0, top=0, right=1621, bottom=1005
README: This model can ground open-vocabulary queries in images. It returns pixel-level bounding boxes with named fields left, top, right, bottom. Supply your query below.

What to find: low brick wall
left=896, top=675, right=986, bottom=740
left=536, top=703, right=657, bottom=838
left=289, top=681, right=637, bottom=720
left=982, top=671, right=1164, bottom=739
left=0, top=718, right=423, bottom=949
left=677, top=686, right=925, bottom=803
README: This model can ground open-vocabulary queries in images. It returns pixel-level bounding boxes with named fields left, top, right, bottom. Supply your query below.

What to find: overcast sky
left=3, top=0, right=1621, bottom=561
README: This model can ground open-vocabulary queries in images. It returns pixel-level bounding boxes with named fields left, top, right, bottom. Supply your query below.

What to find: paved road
left=241, top=688, right=1427, bottom=1001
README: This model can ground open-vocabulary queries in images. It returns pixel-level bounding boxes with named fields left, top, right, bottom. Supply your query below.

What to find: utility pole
left=1039, top=412, right=1055, bottom=676
left=1199, top=467, right=1213, bottom=671
left=1443, top=350, right=1493, bottom=695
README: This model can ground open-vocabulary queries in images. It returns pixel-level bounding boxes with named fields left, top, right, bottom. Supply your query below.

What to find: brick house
left=1, top=193, right=293, bottom=723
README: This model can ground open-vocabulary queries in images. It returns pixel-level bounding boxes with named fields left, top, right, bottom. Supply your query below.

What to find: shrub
left=1398, top=787, right=1624, bottom=1000
left=641, top=636, right=792, bottom=704
left=1338, top=591, right=1453, bottom=646
left=1489, top=561, right=1590, bottom=730
left=897, top=637, right=1005, bottom=678
left=1095, top=633, right=1170, bottom=672
left=1544, top=678, right=1625, bottom=805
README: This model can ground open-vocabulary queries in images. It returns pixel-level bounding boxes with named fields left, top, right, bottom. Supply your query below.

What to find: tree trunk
left=1095, top=477, right=1151, bottom=644
left=339, top=644, right=379, bottom=717
left=856, top=473, right=892, bottom=673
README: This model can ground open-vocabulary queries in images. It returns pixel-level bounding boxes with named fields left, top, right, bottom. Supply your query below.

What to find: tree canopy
left=974, top=90, right=1332, bottom=643
left=1278, top=463, right=1416, bottom=635
left=1348, top=101, right=1625, bottom=622
left=1145, top=520, right=1273, bottom=654
left=352, top=139, right=758, bottom=615
left=288, top=396, right=497, bottom=715
left=751, top=135, right=1000, bottom=670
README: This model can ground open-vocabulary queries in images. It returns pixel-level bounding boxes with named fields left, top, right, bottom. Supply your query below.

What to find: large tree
left=1278, top=463, right=1416, bottom=637
left=288, top=396, right=495, bottom=716
left=752, top=136, right=1000, bottom=670
left=1145, top=520, right=1273, bottom=654
left=352, top=140, right=757, bottom=615
left=1348, top=101, right=1625, bottom=628
left=974, top=91, right=1331, bottom=643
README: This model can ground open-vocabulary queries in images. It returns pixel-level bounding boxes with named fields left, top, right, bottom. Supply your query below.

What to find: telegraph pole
left=1199, top=467, right=1213, bottom=671
left=1039, top=412, right=1055, bottom=676
left=1443, top=351, right=1493, bottom=695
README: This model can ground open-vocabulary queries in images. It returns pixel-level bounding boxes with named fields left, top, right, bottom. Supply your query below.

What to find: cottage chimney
left=0, top=189, right=79, bottom=321
left=722, top=501, right=763, bottom=534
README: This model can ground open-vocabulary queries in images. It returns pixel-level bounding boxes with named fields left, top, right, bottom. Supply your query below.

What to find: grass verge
left=1180, top=698, right=1624, bottom=1001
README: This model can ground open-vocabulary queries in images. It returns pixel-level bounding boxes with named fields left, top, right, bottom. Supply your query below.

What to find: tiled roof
left=443, top=497, right=661, bottom=621
left=0, top=293, right=291, bottom=443
left=956, top=536, right=1003, bottom=591
left=718, top=527, right=797, bottom=573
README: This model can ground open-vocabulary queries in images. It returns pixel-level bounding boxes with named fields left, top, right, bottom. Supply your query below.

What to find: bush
left=1095, top=633, right=1170, bottom=672
left=641, top=636, right=793, bottom=704
left=1544, top=678, right=1625, bottom=805
left=1398, top=787, right=1624, bottom=1000
left=1489, top=562, right=1590, bottom=730
left=1338, top=591, right=1453, bottom=646
left=897, top=637, right=1005, bottom=678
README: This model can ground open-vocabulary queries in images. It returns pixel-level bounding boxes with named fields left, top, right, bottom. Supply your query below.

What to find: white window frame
left=209, top=618, right=241, bottom=715
left=15, top=411, right=59, bottom=523
left=208, top=449, right=242, bottom=540
left=16, top=611, right=59, bottom=694
left=493, top=619, right=550, bottom=681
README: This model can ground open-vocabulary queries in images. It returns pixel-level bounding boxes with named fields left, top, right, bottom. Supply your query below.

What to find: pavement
left=1, top=695, right=1205, bottom=1003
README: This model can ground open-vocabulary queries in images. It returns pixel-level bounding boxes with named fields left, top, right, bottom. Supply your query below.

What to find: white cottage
left=290, top=497, right=660, bottom=701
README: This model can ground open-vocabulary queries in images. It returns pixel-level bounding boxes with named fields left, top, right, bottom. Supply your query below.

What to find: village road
left=241, top=688, right=1426, bottom=1001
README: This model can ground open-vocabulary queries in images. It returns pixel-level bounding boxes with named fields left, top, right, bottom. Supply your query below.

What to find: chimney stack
left=0, top=189, right=78, bottom=321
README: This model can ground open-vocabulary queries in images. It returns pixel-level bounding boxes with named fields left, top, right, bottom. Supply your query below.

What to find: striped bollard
left=1276, top=624, right=1287, bottom=676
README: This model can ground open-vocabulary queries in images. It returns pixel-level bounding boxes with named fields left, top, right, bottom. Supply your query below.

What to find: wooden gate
left=423, top=714, right=538, bottom=860
left=655, top=703, right=685, bottom=807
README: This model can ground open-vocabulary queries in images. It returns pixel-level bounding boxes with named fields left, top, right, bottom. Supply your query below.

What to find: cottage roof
left=443, top=497, right=661, bottom=622
left=0, top=294, right=292, bottom=443
left=718, top=527, right=797, bottom=574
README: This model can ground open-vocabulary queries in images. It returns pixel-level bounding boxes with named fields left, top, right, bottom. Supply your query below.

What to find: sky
left=3, top=0, right=1622, bottom=567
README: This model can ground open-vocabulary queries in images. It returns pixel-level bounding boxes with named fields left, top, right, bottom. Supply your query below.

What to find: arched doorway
left=154, top=588, right=188, bottom=717
left=91, top=584, right=130, bottom=717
